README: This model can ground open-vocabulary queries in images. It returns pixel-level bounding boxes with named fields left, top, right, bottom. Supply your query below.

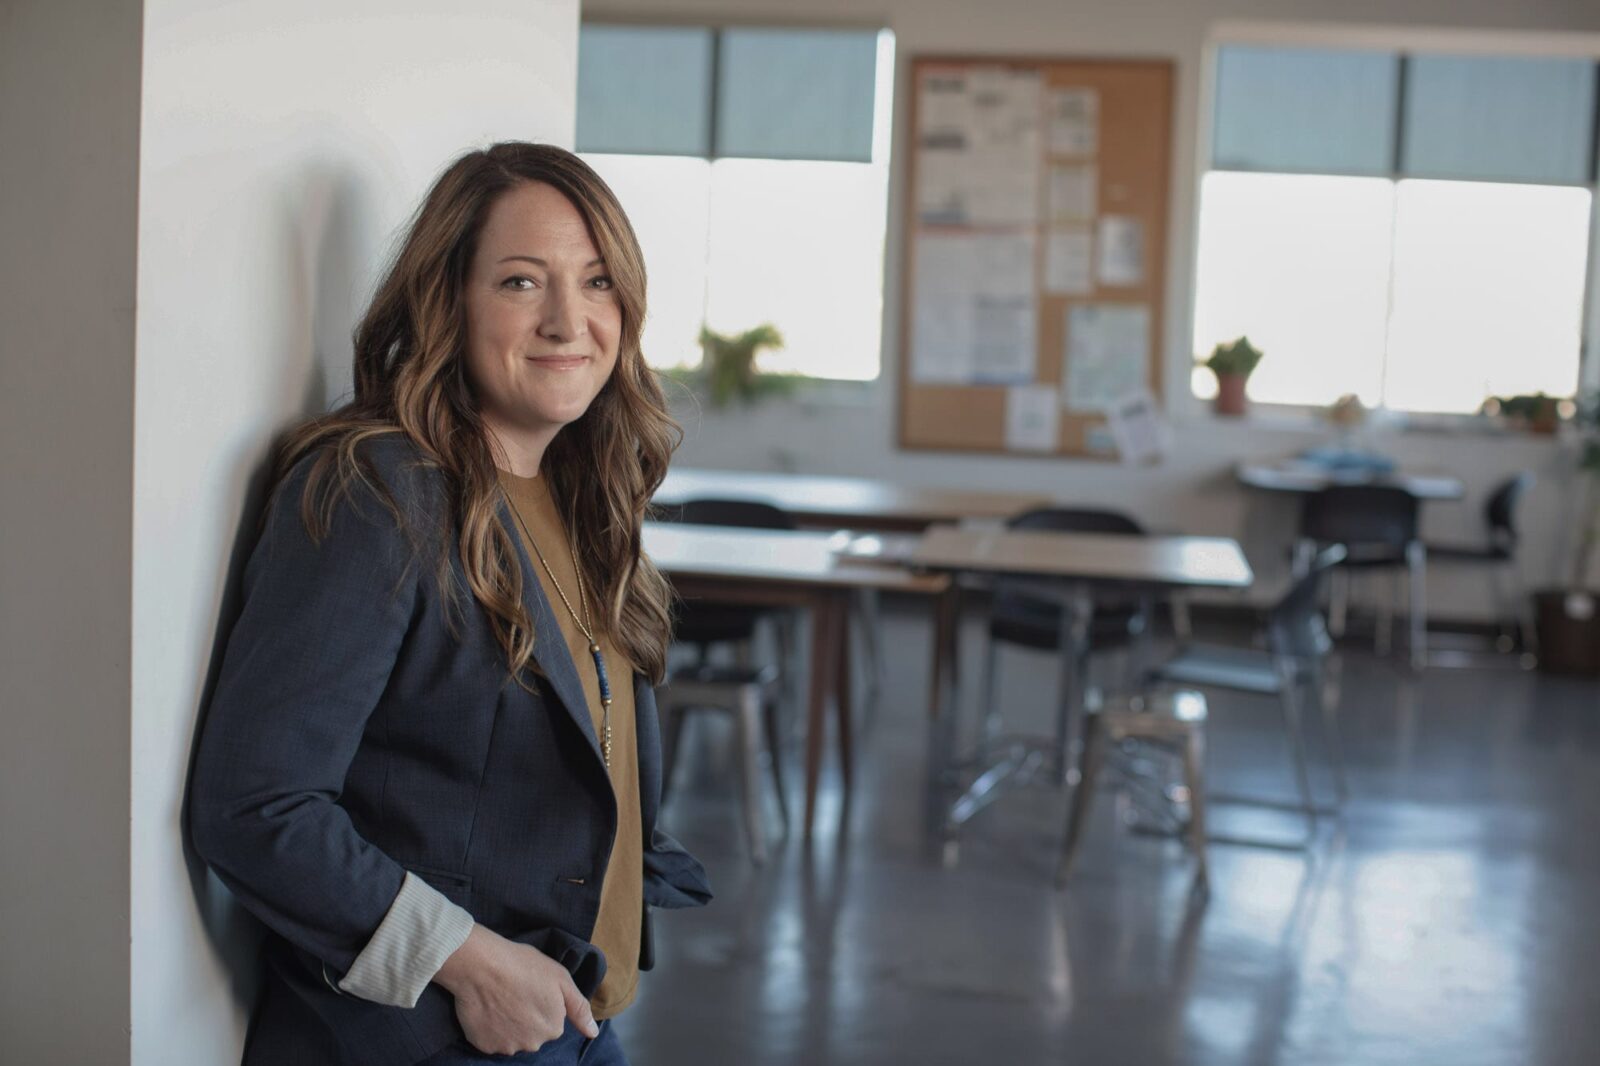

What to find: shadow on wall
left=177, top=159, right=384, bottom=1018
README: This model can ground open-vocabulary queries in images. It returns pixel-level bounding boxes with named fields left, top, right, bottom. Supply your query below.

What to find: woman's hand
left=433, top=925, right=599, bottom=1054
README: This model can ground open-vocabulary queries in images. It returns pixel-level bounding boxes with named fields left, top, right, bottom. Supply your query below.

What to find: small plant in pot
left=1485, top=392, right=1562, bottom=435
left=1202, top=336, right=1264, bottom=417
left=694, top=323, right=803, bottom=408
left=1534, top=390, right=1600, bottom=675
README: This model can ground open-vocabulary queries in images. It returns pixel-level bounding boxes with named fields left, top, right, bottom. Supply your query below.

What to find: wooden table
left=1236, top=460, right=1465, bottom=500
left=656, top=468, right=1049, bottom=532
left=644, top=522, right=951, bottom=838
left=908, top=525, right=1254, bottom=849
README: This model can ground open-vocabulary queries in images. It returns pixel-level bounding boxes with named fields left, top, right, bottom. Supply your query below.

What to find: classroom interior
left=6, top=1, right=1600, bottom=1063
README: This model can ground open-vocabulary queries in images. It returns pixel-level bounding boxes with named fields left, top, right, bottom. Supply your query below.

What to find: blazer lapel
left=496, top=495, right=606, bottom=769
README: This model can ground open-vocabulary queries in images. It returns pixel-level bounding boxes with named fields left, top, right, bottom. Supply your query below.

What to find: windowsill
left=661, top=373, right=883, bottom=413
left=1179, top=397, right=1573, bottom=442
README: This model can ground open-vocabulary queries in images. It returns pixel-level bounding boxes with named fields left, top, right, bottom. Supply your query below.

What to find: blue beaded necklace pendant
left=590, top=640, right=614, bottom=765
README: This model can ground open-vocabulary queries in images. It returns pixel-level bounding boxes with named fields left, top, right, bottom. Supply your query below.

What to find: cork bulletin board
left=897, top=56, right=1174, bottom=457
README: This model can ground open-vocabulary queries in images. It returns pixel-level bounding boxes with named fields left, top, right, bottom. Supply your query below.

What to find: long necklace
left=505, top=487, right=613, bottom=769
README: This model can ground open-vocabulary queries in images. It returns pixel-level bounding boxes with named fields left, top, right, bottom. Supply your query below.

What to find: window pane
left=704, top=159, right=890, bottom=380
left=1403, top=55, right=1596, bottom=185
left=1212, top=45, right=1399, bottom=175
left=1383, top=179, right=1590, bottom=413
left=1192, top=172, right=1395, bottom=406
left=577, top=26, right=713, bottom=156
left=716, top=28, right=879, bottom=162
left=582, top=154, right=712, bottom=370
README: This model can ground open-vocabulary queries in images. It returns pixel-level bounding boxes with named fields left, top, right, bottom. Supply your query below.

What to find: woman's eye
left=588, top=275, right=614, bottom=291
left=502, top=275, right=535, bottom=291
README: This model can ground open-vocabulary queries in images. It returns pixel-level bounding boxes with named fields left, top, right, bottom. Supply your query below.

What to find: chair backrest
left=1298, top=485, right=1419, bottom=550
left=674, top=498, right=797, bottom=531
left=1006, top=506, right=1145, bottom=536
left=993, top=508, right=1146, bottom=629
left=1268, top=544, right=1347, bottom=661
left=1485, top=473, right=1533, bottom=550
left=666, top=498, right=796, bottom=648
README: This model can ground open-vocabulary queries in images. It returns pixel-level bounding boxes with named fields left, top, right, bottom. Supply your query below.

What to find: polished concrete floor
left=624, top=604, right=1600, bottom=1066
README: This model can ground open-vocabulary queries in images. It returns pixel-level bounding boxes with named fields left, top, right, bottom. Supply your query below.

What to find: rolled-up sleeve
left=189, top=451, right=460, bottom=1002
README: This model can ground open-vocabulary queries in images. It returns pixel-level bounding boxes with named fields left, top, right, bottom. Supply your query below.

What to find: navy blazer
left=190, top=436, right=710, bottom=1065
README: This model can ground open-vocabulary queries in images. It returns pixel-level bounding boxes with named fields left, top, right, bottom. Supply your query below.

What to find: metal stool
left=659, top=662, right=789, bottom=864
left=1057, top=689, right=1210, bottom=887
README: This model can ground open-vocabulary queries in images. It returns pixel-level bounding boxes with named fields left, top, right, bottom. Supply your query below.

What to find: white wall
left=127, top=2, right=577, bottom=1063
left=0, top=2, right=142, bottom=1061
left=589, top=0, right=1600, bottom=617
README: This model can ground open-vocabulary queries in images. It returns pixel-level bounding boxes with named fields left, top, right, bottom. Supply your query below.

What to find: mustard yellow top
left=499, top=468, right=642, bottom=1019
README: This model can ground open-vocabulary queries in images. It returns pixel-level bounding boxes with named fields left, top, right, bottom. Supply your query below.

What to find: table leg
left=802, top=594, right=840, bottom=840
left=834, top=594, right=854, bottom=799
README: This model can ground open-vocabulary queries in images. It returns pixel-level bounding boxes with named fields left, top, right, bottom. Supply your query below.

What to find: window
left=577, top=24, right=895, bottom=381
left=1193, top=44, right=1597, bottom=414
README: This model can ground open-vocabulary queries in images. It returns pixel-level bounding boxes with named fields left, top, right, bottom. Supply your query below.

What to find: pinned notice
left=1063, top=303, right=1150, bottom=412
left=1005, top=385, right=1060, bottom=452
left=1096, top=215, right=1145, bottom=286
left=1047, top=87, right=1098, bottom=155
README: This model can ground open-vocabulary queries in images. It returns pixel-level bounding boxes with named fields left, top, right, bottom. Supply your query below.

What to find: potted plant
left=1202, top=336, right=1264, bottom=417
left=1486, top=392, right=1562, bottom=435
left=1534, top=390, right=1600, bottom=675
left=683, top=323, right=805, bottom=408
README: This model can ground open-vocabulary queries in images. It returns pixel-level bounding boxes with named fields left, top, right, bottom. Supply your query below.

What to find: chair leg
left=735, top=685, right=769, bottom=864
left=1180, top=727, right=1209, bottom=887
left=1513, top=562, right=1539, bottom=657
left=1056, top=714, right=1107, bottom=886
left=975, top=635, right=1001, bottom=765
left=1170, top=592, right=1194, bottom=643
left=763, top=696, right=791, bottom=833
left=1375, top=571, right=1394, bottom=657
left=854, top=588, right=884, bottom=730
left=1312, top=667, right=1347, bottom=805
left=1276, top=664, right=1318, bottom=839
left=660, top=703, right=688, bottom=804
left=1329, top=567, right=1350, bottom=639
left=1488, top=560, right=1514, bottom=652
left=1407, top=542, right=1428, bottom=671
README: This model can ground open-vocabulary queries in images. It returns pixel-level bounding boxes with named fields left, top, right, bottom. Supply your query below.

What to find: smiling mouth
left=525, top=355, right=591, bottom=369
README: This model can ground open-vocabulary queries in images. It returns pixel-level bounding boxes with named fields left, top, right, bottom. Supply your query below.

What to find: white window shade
left=714, top=28, right=878, bottom=162
left=1212, top=45, right=1399, bottom=175
left=1402, top=55, right=1597, bottom=185
left=577, top=26, right=713, bottom=156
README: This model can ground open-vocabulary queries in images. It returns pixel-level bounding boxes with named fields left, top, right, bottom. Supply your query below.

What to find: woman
left=190, top=142, right=710, bottom=1066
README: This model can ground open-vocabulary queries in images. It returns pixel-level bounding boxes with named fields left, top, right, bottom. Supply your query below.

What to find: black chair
left=976, top=508, right=1151, bottom=775
left=1131, top=544, right=1348, bottom=848
left=1297, top=485, right=1426, bottom=669
left=1425, top=473, right=1535, bottom=656
left=658, top=498, right=796, bottom=862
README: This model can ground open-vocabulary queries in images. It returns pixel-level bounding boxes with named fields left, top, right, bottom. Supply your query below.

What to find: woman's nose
left=536, top=283, right=587, bottom=343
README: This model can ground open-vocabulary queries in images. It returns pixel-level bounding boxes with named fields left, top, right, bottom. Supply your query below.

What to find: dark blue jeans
left=417, top=1020, right=627, bottom=1066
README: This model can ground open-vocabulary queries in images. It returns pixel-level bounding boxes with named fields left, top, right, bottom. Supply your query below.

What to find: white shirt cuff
left=336, top=871, right=475, bottom=1007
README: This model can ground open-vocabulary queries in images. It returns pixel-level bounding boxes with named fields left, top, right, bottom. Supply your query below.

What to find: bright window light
left=585, top=30, right=895, bottom=381
left=1191, top=171, right=1592, bottom=413
left=1384, top=179, right=1590, bottom=413
left=1192, top=171, right=1395, bottom=406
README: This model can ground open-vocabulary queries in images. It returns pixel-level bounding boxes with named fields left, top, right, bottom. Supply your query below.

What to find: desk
left=644, top=522, right=951, bottom=838
left=656, top=468, right=1049, bottom=532
left=908, top=525, right=1253, bottom=849
left=1236, top=460, right=1465, bottom=500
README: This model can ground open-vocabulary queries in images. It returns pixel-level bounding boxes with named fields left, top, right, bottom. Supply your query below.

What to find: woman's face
left=462, top=181, right=621, bottom=450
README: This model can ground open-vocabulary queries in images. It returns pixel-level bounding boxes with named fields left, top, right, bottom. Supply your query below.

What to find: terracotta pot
left=1213, top=373, right=1249, bottom=417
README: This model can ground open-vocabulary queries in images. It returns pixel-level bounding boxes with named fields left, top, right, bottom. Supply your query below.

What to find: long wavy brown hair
left=272, top=142, right=679, bottom=685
